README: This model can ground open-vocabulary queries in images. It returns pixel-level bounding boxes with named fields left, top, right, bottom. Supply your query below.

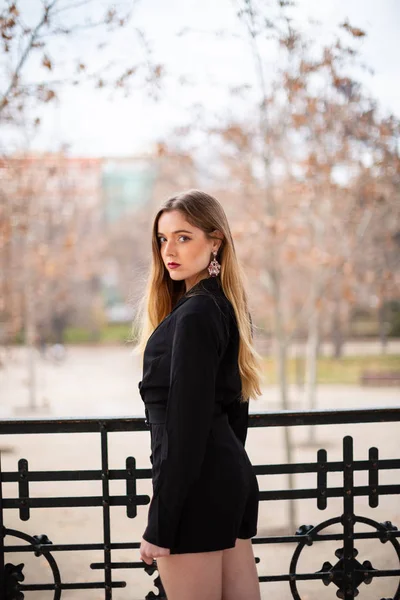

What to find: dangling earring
left=208, top=250, right=221, bottom=277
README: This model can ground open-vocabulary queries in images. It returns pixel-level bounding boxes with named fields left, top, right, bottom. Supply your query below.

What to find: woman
left=134, top=189, right=263, bottom=600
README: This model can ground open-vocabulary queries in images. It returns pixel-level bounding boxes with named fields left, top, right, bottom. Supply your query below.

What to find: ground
left=0, top=344, right=399, bottom=599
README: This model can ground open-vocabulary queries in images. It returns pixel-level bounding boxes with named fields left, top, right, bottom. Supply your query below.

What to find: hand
left=140, top=537, right=170, bottom=565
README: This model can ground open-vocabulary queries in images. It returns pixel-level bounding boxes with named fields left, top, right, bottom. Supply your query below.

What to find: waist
left=145, top=402, right=226, bottom=425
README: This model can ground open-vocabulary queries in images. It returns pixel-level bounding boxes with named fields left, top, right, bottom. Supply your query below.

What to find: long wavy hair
left=132, top=189, right=263, bottom=402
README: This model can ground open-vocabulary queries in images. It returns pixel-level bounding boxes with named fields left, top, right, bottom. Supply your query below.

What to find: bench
left=360, top=370, right=400, bottom=386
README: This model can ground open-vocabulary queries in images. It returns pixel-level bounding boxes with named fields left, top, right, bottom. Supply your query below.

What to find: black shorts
left=149, top=415, right=259, bottom=554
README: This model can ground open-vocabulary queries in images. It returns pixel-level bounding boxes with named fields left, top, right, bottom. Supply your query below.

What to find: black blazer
left=138, top=275, right=250, bottom=548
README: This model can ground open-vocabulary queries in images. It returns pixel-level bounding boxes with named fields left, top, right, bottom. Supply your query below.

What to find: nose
left=164, top=239, right=177, bottom=257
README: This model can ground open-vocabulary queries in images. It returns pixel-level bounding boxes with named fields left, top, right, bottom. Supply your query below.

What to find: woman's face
left=157, top=210, right=221, bottom=290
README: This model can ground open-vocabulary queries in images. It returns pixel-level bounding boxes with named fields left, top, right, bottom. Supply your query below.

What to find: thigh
left=156, top=550, right=223, bottom=600
left=222, top=538, right=261, bottom=600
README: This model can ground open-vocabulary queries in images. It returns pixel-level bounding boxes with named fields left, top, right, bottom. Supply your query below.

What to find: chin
left=168, top=271, right=185, bottom=281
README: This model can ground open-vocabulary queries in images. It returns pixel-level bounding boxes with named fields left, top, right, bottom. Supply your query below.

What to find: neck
left=184, top=272, right=210, bottom=293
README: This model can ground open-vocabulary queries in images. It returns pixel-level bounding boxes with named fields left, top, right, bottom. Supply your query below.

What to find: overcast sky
left=7, top=0, right=400, bottom=157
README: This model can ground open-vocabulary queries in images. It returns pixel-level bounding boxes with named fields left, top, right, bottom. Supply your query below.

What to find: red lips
left=168, top=262, right=180, bottom=266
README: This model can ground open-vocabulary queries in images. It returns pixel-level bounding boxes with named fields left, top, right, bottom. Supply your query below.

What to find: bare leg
left=221, top=538, right=261, bottom=600
left=156, top=549, right=223, bottom=600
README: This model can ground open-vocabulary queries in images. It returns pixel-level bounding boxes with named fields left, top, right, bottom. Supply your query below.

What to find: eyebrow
left=157, top=229, right=193, bottom=235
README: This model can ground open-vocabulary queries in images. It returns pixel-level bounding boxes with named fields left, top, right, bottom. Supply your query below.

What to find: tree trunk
left=331, top=294, right=344, bottom=359
left=23, top=194, right=38, bottom=411
left=378, top=297, right=388, bottom=354
left=305, top=294, right=320, bottom=444
left=273, top=289, right=296, bottom=533
left=24, top=251, right=37, bottom=410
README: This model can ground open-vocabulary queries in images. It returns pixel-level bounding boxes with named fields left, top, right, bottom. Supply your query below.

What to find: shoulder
left=176, top=293, right=222, bottom=321
left=174, top=292, right=231, bottom=343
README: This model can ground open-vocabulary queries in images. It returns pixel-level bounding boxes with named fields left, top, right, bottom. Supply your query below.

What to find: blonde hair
left=132, top=189, right=263, bottom=402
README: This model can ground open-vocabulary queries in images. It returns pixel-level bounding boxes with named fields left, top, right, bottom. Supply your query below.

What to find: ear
left=212, top=230, right=223, bottom=253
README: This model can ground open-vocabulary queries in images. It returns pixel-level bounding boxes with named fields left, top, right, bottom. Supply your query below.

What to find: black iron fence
left=0, top=406, right=399, bottom=599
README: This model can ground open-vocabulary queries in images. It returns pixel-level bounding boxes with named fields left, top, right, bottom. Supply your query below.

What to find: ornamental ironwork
left=1, top=406, right=399, bottom=599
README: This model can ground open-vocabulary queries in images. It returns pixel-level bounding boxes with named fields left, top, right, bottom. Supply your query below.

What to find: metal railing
left=1, top=406, right=399, bottom=599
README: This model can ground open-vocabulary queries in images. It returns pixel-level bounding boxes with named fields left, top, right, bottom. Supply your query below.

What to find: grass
left=261, top=354, right=400, bottom=385
left=99, top=323, right=133, bottom=344
left=64, top=323, right=133, bottom=344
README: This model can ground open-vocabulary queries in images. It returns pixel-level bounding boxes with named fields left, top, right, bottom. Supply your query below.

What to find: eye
left=157, top=235, right=191, bottom=243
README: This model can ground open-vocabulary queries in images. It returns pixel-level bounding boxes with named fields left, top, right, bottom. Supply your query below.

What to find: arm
left=226, top=310, right=253, bottom=447
left=142, top=298, right=225, bottom=549
left=226, top=396, right=249, bottom=447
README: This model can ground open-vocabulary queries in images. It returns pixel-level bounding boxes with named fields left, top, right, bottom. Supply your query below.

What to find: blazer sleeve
left=142, top=297, right=226, bottom=549
left=226, top=310, right=253, bottom=447
left=226, top=397, right=249, bottom=447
